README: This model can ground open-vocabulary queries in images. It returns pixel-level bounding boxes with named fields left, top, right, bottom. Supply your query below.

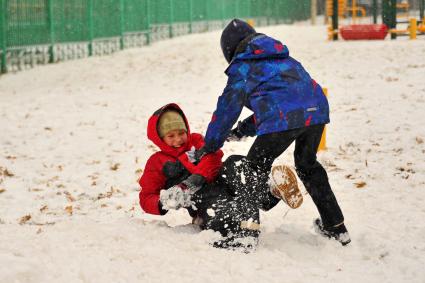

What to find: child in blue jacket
left=196, top=19, right=350, bottom=246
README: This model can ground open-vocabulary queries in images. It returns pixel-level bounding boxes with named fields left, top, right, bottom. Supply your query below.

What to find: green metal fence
left=0, top=0, right=311, bottom=74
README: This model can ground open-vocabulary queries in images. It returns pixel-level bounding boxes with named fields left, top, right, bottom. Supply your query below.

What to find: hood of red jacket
left=147, top=103, right=192, bottom=157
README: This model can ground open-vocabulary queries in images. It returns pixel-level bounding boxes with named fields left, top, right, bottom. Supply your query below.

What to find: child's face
left=162, top=129, right=188, bottom=148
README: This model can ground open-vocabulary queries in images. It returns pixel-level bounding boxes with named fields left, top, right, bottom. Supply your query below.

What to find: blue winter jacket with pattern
left=203, top=34, right=330, bottom=152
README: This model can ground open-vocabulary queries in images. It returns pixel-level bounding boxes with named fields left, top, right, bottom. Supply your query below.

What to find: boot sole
left=271, top=165, right=303, bottom=209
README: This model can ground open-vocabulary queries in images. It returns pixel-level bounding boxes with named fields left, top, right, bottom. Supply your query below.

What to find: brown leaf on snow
left=40, top=205, right=48, bottom=213
left=0, top=188, right=6, bottom=194
left=135, top=168, right=143, bottom=175
left=110, top=163, right=120, bottom=171
left=385, top=77, right=399, bottom=82
left=65, top=205, right=73, bottom=215
left=19, top=215, right=32, bottom=225
left=416, top=137, right=424, bottom=144
left=0, top=167, right=14, bottom=177
left=354, top=181, right=367, bottom=188
left=64, top=192, right=76, bottom=202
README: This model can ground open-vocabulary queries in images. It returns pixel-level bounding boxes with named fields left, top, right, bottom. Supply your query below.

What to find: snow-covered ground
left=1, top=23, right=425, bottom=283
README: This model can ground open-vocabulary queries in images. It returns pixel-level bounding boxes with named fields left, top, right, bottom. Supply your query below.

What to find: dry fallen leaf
left=354, top=181, right=367, bottom=188
left=110, top=163, right=120, bottom=171
left=0, top=188, right=6, bottom=194
left=135, top=168, right=143, bottom=175
left=0, top=167, right=14, bottom=177
left=416, top=137, right=424, bottom=144
left=19, top=215, right=31, bottom=225
left=65, top=205, right=73, bottom=215
left=64, top=191, right=76, bottom=202
left=40, top=205, right=48, bottom=213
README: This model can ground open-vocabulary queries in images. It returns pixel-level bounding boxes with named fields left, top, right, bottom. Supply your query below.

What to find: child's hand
left=194, top=147, right=208, bottom=162
left=185, top=146, right=197, bottom=163
left=226, top=127, right=245, bottom=142
left=162, top=160, right=185, bottom=178
left=159, top=184, right=194, bottom=210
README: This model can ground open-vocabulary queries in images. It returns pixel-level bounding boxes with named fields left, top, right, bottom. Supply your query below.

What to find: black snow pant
left=243, top=124, right=344, bottom=228
left=192, top=156, right=262, bottom=250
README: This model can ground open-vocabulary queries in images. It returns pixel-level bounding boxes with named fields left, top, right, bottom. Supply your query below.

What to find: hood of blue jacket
left=231, top=34, right=290, bottom=64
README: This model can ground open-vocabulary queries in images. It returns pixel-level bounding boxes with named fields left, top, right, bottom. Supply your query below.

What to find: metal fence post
left=372, top=0, right=378, bottom=24
left=267, top=0, right=271, bottom=26
left=119, top=0, right=124, bottom=49
left=88, top=0, right=94, bottom=56
left=332, top=0, right=338, bottom=40
left=189, top=0, right=193, bottom=34
left=420, top=0, right=424, bottom=21
left=221, top=0, right=225, bottom=25
left=146, top=0, right=151, bottom=45
left=47, top=0, right=55, bottom=63
left=0, top=0, right=7, bottom=73
left=169, top=0, right=174, bottom=38
left=311, top=0, right=317, bottom=25
left=390, top=0, right=397, bottom=39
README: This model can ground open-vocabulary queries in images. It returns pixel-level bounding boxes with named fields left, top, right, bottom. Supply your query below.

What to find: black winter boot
left=313, top=218, right=351, bottom=246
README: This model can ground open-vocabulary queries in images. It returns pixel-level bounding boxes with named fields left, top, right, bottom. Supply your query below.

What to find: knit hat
left=158, top=110, right=187, bottom=138
left=220, top=19, right=256, bottom=63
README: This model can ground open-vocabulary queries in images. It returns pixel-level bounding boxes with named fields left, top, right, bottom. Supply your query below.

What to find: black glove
left=194, top=147, right=208, bottom=163
left=162, top=160, right=185, bottom=178
left=182, top=174, right=206, bottom=193
left=226, top=127, right=244, bottom=142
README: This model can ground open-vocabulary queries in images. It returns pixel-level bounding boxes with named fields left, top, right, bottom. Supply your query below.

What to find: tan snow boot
left=270, top=165, right=303, bottom=209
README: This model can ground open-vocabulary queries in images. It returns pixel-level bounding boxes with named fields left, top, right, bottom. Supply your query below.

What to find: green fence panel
left=92, top=0, right=120, bottom=38
left=53, top=0, right=89, bottom=43
left=123, top=0, right=149, bottom=33
left=173, top=0, right=190, bottom=22
left=150, top=0, right=170, bottom=24
left=206, top=0, right=222, bottom=21
left=0, top=0, right=313, bottom=74
left=6, top=0, right=50, bottom=47
left=192, top=0, right=207, bottom=21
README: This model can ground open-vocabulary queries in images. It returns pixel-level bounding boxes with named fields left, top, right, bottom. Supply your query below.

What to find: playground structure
left=384, top=0, right=425, bottom=39
left=326, top=0, right=425, bottom=40
left=318, top=87, right=328, bottom=152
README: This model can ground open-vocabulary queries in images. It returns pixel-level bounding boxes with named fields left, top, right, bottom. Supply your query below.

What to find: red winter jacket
left=139, top=103, right=224, bottom=215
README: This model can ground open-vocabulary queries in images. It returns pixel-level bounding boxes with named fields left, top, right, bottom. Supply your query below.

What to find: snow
left=1, top=22, right=425, bottom=283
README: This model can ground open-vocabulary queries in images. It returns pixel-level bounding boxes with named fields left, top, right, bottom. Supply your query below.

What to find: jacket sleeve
left=139, top=155, right=168, bottom=215
left=204, top=64, right=258, bottom=152
left=178, top=134, right=224, bottom=183
left=236, top=114, right=256, bottom=137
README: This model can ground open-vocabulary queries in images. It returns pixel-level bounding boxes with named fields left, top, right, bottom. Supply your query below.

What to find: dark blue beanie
left=220, top=19, right=256, bottom=63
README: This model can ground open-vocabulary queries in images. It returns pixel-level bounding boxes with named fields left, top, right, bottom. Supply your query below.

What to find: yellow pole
left=247, top=19, right=255, bottom=27
left=409, top=18, right=417, bottom=39
left=318, top=88, right=328, bottom=152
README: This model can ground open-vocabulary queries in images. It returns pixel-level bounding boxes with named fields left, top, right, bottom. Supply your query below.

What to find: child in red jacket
left=139, top=103, right=223, bottom=218
left=139, top=103, right=263, bottom=251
